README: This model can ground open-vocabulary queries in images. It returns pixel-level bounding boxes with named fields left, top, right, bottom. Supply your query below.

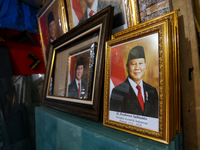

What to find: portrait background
left=110, top=33, right=159, bottom=96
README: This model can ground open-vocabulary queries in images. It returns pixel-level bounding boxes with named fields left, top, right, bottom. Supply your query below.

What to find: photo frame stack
left=38, top=0, right=180, bottom=145
left=103, top=10, right=180, bottom=144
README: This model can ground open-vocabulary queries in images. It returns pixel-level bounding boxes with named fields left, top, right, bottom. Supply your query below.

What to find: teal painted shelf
left=35, top=106, right=182, bottom=150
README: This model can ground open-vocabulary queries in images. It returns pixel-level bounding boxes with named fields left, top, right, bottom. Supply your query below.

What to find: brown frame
left=41, top=6, right=114, bottom=121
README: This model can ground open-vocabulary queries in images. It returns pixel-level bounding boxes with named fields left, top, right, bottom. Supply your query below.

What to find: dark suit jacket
left=68, top=80, right=87, bottom=99
left=110, top=79, right=158, bottom=118
left=79, top=0, right=124, bottom=29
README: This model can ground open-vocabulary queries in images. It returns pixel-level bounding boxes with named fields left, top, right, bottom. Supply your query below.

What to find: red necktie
left=78, top=82, right=81, bottom=97
left=89, top=10, right=94, bottom=17
left=136, top=85, right=144, bottom=111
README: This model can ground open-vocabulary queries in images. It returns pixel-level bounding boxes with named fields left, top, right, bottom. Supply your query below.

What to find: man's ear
left=126, top=64, right=129, bottom=72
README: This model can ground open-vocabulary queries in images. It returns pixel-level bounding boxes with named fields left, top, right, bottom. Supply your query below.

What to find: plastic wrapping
left=12, top=74, right=44, bottom=106
left=0, top=0, right=39, bottom=33
left=48, top=29, right=99, bottom=103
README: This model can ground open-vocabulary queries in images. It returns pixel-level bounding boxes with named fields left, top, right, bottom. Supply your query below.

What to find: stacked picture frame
left=38, top=0, right=180, bottom=145
left=103, top=10, right=180, bottom=144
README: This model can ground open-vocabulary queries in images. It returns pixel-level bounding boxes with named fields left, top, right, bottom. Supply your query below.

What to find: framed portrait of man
left=66, top=48, right=95, bottom=100
left=37, top=0, right=68, bottom=65
left=42, top=6, right=114, bottom=121
left=65, top=0, right=139, bottom=33
left=103, top=11, right=180, bottom=144
left=109, top=34, right=159, bottom=131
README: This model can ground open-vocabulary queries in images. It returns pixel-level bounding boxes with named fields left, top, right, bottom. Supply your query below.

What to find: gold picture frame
left=112, top=10, right=180, bottom=135
left=103, top=11, right=179, bottom=144
left=65, top=0, right=139, bottom=33
left=37, top=0, right=68, bottom=66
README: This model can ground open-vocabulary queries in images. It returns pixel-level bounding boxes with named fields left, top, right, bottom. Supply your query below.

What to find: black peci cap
left=48, top=11, right=54, bottom=26
left=127, top=46, right=145, bottom=65
left=76, top=57, right=84, bottom=69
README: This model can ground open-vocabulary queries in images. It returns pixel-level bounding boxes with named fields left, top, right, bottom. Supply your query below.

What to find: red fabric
left=110, top=45, right=126, bottom=87
left=136, top=85, right=144, bottom=111
left=0, top=28, right=45, bottom=75
left=72, top=0, right=83, bottom=21
left=70, top=56, right=75, bottom=82
left=8, top=41, right=45, bottom=75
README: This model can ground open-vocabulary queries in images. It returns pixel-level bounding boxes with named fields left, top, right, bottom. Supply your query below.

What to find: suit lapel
left=72, top=80, right=79, bottom=96
left=143, top=81, right=150, bottom=115
left=80, top=11, right=88, bottom=23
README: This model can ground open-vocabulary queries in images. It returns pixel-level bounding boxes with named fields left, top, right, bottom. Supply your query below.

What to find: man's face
left=126, top=58, right=146, bottom=84
left=49, top=20, right=56, bottom=40
left=75, top=65, right=84, bottom=81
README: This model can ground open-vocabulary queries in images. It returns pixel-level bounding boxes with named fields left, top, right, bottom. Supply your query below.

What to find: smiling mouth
left=134, top=72, right=141, bottom=75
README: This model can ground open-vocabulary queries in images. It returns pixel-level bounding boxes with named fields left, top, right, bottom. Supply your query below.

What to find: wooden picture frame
left=103, top=11, right=179, bottom=144
left=37, top=0, right=68, bottom=66
left=65, top=0, right=139, bottom=33
left=42, top=6, right=114, bottom=121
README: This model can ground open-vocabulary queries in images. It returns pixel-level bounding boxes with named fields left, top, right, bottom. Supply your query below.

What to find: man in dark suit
left=67, top=58, right=87, bottom=99
left=79, top=0, right=124, bottom=29
left=110, top=46, right=158, bottom=118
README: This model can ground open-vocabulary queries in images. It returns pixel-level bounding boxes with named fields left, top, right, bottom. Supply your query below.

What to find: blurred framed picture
left=42, top=6, right=114, bottom=121
left=103, top=11, right=180, bottom=144
left=37, top=0, right=68, bottom=65
left=66, top=0, right=139, bottom=33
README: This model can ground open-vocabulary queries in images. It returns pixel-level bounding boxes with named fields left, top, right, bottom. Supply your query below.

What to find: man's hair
left=126, top=46, right=146, bottom=65
left=47, top=11, right=54, bottom=27
left=75, top=57, right=85, bottom=70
